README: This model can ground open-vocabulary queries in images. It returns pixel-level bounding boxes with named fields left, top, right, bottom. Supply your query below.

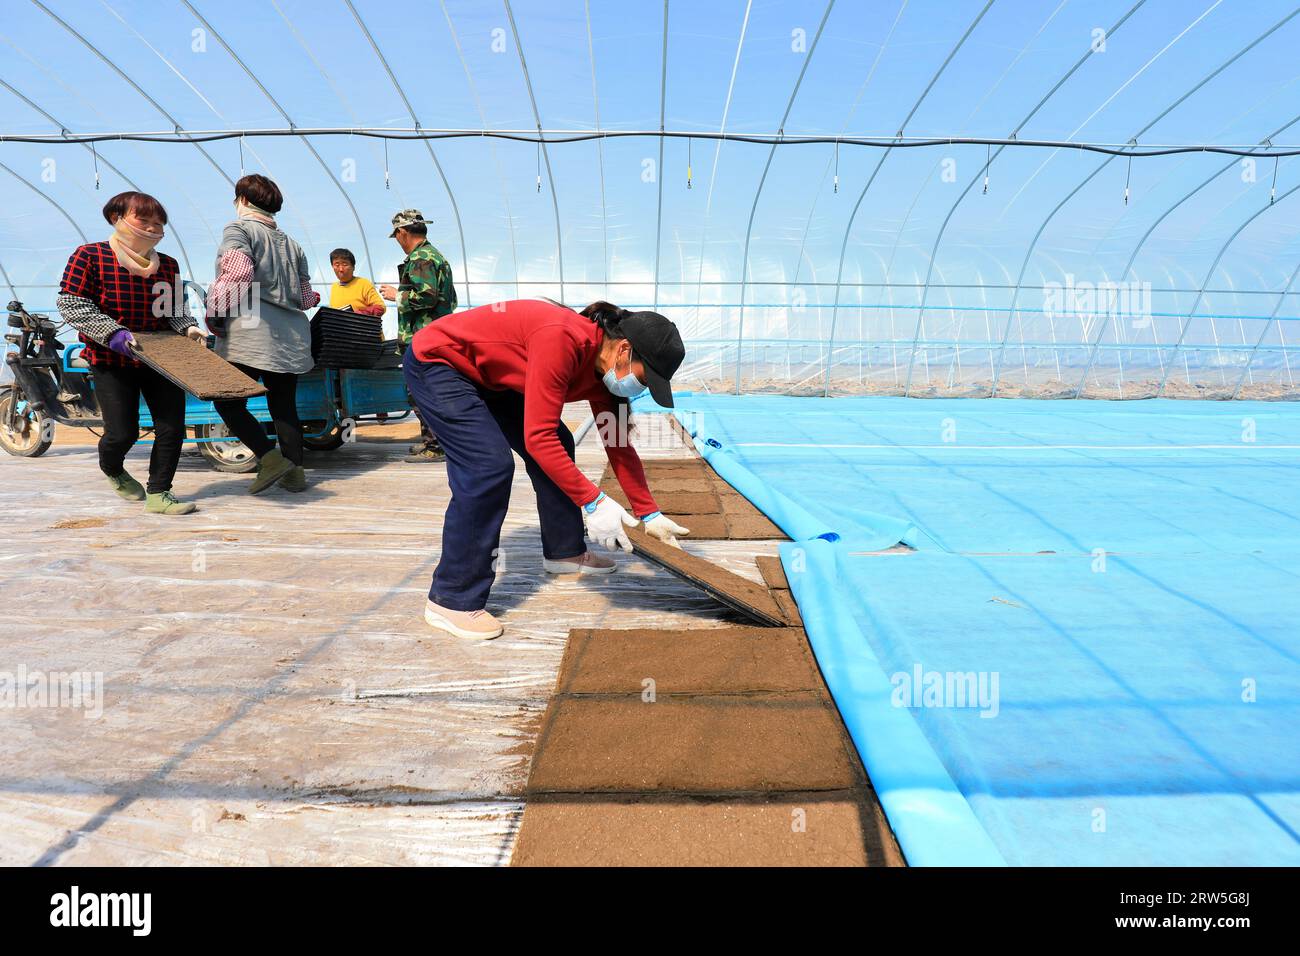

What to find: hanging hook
left=1271, top=154, right=1279, bottom=205
left=687, top=136, right=692, bottom=189
left=982, top=142, right=990, bottom=195
left=238, top=135, right=245, bottom=177
left=1124, top=152, right=1133, bottom=206
left=384, top=137, right=390, bottom=191
left=91, top=141, right=100, bottom=190
left=834, top=137, right=840, bottom=194
left=536, top=137, right=542, bottom=193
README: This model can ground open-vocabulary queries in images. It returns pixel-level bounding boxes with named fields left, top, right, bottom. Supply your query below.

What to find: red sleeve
left=206, top=249, right=254, bottom=316
left=60, top=245, right=100, bottom=300
left=522, top=325, right=605, bottom=508
left=589, top=392, right=658, bottom=517
left=300, top=277, right=320, bottom=310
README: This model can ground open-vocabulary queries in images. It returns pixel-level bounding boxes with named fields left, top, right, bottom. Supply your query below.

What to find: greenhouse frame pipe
left=585, top=0, right=609, bottom=283
left=347, top=0, right=471, bottom=306
left=31, top=0, right=234, bottom=192
left=734, top=0, right=836, bottom=394
left=824, top=0, right=995, bottom=397
left=880, top=0, right=1060, bottom=300
left=1231, top=261, right=1300, bottom=398
left=0, top=77, right=197, bottom=281
left=1157, top=181, right=1300, bottom=396
left=791, top=0, right=908, bottom=288
left=82, top=0, right=319, bottom=266
left=904, top=0, right=1148, bottom=395
left=1073, top=113, right=1300, bottom=397
left=1231, top=258, right=1294, bottom=391
left=693, top=0, right=752, bottom=319
left=503, top=0, right=565, bottom=302
left=441, top=0, right=520, bottom=293
left=652, top=1, right=669, bottom=309
left=17, top=128, right=1300, bottom=156
left=179, top=2, right=375, bottom=280
left=988, top=7, right=1297, bottom=396
left=0, top=160, right=88, bottom=244
left=253, top=1, right=382, bottom=279
left=0, top=257, right=15, bottom=303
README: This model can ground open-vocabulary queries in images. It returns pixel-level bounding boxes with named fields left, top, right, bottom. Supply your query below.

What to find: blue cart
left=2, top=300, right=411, bottom=471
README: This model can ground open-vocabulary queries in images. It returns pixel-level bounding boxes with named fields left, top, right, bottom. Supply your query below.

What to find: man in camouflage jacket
left=380, top=209, right=458, bottom=463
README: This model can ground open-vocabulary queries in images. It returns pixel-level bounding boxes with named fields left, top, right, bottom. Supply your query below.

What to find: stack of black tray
left=310, top=306, right=385, bottom=369
left=374, top=339, right=404, bottom=370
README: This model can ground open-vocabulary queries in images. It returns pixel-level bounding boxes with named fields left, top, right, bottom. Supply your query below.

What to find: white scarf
left=236, top=199, right=277, bottom=229
left=108, top=218, right=163, bottom=277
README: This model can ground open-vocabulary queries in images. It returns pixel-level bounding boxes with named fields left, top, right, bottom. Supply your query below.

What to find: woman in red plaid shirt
left=57, top=191, right=203, bottom=515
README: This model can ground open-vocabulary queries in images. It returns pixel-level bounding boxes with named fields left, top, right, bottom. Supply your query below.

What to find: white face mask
left=602, top=348, right=647, bottom=398
left=114, top=217, right=164, bottom=251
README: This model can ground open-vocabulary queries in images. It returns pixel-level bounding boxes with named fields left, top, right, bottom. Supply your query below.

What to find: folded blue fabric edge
left=782, top=539, right=1006, bottom=866
left=662, top=401, right=1005, bottom=866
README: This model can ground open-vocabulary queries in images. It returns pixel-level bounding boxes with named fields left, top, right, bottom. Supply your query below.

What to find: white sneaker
left=542, top=551, right=617, bottom=575
left=423, top=600, right=504, bottom=640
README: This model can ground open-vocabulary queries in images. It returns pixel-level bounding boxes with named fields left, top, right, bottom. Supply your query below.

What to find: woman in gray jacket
left=207, top=174, right=320, bottom=493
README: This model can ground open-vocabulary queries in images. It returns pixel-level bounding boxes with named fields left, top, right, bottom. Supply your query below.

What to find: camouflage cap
left=389, top=209, right=430, bottom=237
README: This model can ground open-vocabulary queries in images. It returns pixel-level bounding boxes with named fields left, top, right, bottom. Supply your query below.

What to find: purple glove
left=107, top=328, right=135, bottom=356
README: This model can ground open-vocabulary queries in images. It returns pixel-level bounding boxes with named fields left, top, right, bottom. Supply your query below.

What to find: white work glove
left=185, top=326, right=206, bottom=342
left=642, top=512, right=690, bottom=549
left=584, top=493, right=638, bottom=552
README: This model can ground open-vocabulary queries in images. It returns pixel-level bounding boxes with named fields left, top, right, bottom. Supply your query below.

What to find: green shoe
left=107, top=471, right=146, bottom=501
left=145, top=491, right=196, bottom=515
left=403, top=446, right=446, bottom=464
left=279, top=465, right=307, bottom=493
left=249, top=448, right=294, bottom=494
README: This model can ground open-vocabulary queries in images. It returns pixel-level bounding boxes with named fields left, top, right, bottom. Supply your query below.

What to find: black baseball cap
left=622, top=311, right=685, bottom=408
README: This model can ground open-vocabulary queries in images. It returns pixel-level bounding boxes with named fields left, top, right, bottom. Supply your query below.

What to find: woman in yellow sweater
left=328, top=248, right=386, bottom=316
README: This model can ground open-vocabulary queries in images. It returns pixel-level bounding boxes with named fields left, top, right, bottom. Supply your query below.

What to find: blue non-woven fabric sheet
left=833, top=549, right=1300, bottom=866
left=666, top=395, right=1300, bottom=865
left=673, top=396, right=1300, bottom=556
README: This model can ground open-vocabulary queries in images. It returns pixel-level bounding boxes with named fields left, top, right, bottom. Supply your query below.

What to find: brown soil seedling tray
left=555, top=626, right=822, bottom=696
left=721, top=513, right=785, bottom=539
left=661, top=514, right=730, bottom=540
left=627, top=526, right=785, bottom=626
left=526, top=693, right=860, bottom=793
left=774, top=591, right=803, bottom=626
left=129, top=331, right=266, bottom=401
left=511, top=790, right=902, bottom=867
left=755, top=555, right=790, bottom=590
left=600, top=458, right=786, bottom=541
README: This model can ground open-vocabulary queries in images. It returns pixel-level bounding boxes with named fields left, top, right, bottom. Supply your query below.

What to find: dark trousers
left=93, top=362, right=187, bottom=494
left=402, top=344, right=437, bottom=447
left=403, top=357, right=585, bottom=611
left=212, top=364, right=303, bottom=465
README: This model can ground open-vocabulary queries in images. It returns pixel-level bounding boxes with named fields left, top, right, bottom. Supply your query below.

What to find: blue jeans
left=403, top=356, right=586, bottom=610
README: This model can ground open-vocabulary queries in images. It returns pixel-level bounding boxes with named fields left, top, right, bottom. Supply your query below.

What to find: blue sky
left=2, top=0, right=1299, bottom=352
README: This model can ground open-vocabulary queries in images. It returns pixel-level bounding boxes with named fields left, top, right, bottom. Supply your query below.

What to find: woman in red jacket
left=404, top=298, right=687, bottom=640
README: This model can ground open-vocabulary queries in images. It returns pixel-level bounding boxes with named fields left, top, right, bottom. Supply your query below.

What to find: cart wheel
left=195, top=423, right=258, bottom=473
left=0, top=387, right=53, bottom=458
left=302, top=422, right=345, bottom=451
